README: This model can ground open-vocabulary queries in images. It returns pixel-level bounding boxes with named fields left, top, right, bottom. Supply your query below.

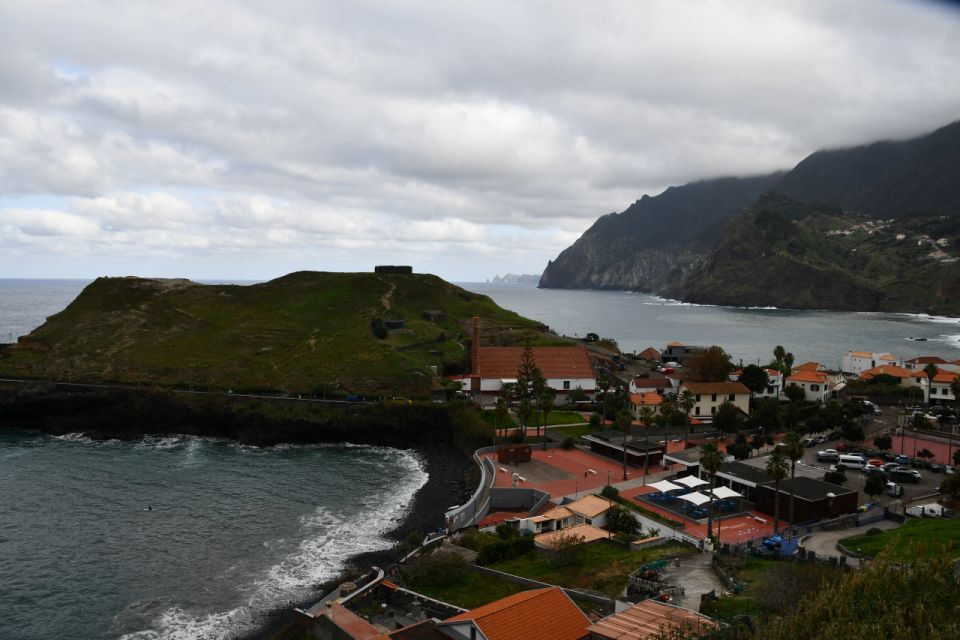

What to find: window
left=728, top=393, right=735, bottom=401
left=563, top=380, right=570, bottom=390
left=711, top=406, right=717, bottom=414
left=711, top=394, right=717, bottom=401
left=695, top=394, right=701, bottom=401
left=767, top=386, right=774, bottom=394
left=811, top=384, right=819, bottom=391
left=695, top=407, right=701, bottom=416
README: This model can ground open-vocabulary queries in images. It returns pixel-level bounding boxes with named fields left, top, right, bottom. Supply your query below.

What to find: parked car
left=930, top=463, right=944, bottom=473
left=814, top=435, right=828, bottom=444
left=866, top=459, right=884, bottom=468
left=886, top=482, right=904, bottom=497
left=836, top=441, right=848, bottom=452
left=910, top=458, right=924, bottom=469
left=946, top=465, right=955, bottom=475
left=817, top=449, right=840, bottom=462
left=881, top=451, right=898, bottom=462
left=896, top=454, right=910, bottom=465
left=889, top=467, right=922, bottom=483
left=803, top=438, right=816, bottom=448
left=883, top=462, right=900, bottom=472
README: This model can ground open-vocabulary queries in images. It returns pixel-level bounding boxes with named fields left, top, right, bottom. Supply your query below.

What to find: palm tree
left=781, top=432, right=805, bottom=529
left=700, top=443, right=725, bottom=540
left=765, top=449, right=789, bottom=533
left=773, top=345, right=785, bottom=364
left=638, top=406, right=655, bottom=427
left=678, top=389, right=696, bottom=447
left=616, top=411, right=633, bottom=480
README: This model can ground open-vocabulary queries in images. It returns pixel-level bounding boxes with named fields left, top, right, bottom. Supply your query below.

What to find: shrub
left=477, top=534, right=534, bottom=565
left=403, top=552, right=469, bottom=587
left=370, top=317, right=388, bottom=339
left=561, top=436, right=576, bottom=450
left=866, top=528, right=884, bottom=536
left=600, top=485, right=620, bottom=500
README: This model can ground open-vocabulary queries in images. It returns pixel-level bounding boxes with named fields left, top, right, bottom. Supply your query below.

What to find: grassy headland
left=0, top=271, right=563, bottom=396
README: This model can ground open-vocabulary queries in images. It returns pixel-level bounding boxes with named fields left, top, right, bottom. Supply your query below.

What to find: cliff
left=540, top=120, right=960, bottom=313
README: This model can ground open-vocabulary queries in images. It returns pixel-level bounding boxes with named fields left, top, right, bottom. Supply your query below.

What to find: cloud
left=1, top=0, right=959, bottom=280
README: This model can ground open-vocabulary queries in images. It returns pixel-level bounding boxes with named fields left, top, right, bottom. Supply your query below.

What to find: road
left=800, top=518, right=901, bottom=566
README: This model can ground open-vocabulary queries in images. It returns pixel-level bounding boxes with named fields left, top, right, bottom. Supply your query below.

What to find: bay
left=0, top=432, right=427, bottom=640
left=459, top=282, right=960, bottom=366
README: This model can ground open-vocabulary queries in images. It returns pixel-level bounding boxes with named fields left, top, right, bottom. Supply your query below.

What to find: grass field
left=548, top=424, right=594, bottom=440
left=488, top=541, right=695, bottom=597
left=839, top=518, right=960, bottom=560
left=399, top=566, right=528, bottom=609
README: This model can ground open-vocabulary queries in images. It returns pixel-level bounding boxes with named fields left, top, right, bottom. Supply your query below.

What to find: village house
left=928, top=370, right=959, bottom=405
left=627, top=375, right=673, bottom=395
left=587, top=599, right=719, bottom=640
left=518, top=494, right=614, bottom=536
left=438, top=587, right=592, bottom=640
left=859, top=364, right=930, bottom=403
left=903, top=355, right=960, bottom=373
left=660, top=341, right=706, bottom=365
left=729, top=368, right=783, bottom=399
left=841, top=350, right=903, bottom=376
left=785, top=369, right=832, bottom=403
left=462, top=318, right=596, bottom=403
left=629, top=392, right=663, bottom=420
left=677, top=381, right=750, bottom=420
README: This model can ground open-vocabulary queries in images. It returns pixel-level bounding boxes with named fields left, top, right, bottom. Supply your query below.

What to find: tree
left=765, top=449, right=789, bottom=532
left=616, top=410, right=633, bottom=480
left=516, top=342, right=537, bottom=398
left=537, top=385, right=556, bottom=448
left=941, top=473, right=960, bottom=499
left=739, top=364, right=770, bottom=396
left=687, top=345, right=734, bottom=382
left=713, top=401, right=742, bottom=435
left=727, top=434, right=752, bottom=461
left=783, top=352, right=795, bottom=372
left=699, top=443, right=725, bottom=539
left=864, top=472, right=887, bottom=502
left=954, top=448, right=960, bottom=466
left=597, top=377, right=611, bottom=424
left=784, top=383, right=806, bottom=404
left=589, top=412, right=602, bottom=429
left=924, top=363, right=940, bottom=381
left=637, top=405, right=655, bottom=427
left=917, top=448, right=935, bottom=464
left=516, top=397, right=533, bottom=441
left=606, top=504, right=640, bottom=535
left=781, top=432, right=805, bottom=526
left=951, top=377, right=960, bottom=406
left=677, top=389, right=696, bottom=447
left=750, top=397, right=783, bottom=437
left=531, top=369, right=547, bottom=440
left=495, top=396, right=509, bottom=442
left=773, top=345, right=786, bottom=364
left=824, top=466, right=847, bottom=485
left=873, top=435, right=893, bottom=453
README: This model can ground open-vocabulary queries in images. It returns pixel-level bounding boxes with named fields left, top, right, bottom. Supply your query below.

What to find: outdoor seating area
left=637, top=478, right=747, bottom=522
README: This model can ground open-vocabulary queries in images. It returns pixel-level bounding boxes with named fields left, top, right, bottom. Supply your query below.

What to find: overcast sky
left=2, top=0, right=960, bottom=282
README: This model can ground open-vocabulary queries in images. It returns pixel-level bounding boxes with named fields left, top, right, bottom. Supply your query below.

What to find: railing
left=444, top=446, right=497, bottom=532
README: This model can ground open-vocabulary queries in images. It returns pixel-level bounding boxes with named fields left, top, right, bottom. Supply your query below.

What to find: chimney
left=471, top=316, right=481, bottom=393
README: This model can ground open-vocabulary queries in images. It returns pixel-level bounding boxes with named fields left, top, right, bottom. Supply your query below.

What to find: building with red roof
left=858, top=364, right=929, bottom=402
left=930, top=370, right=960, bottom=405
left=678, top=381, right=751, bottom=421
left=587, top=599, right=719, bottom=640
left=439, top=587, right=591, bottom=640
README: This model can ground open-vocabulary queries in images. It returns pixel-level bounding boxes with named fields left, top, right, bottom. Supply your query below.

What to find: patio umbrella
left=676, top=491, right=711, bottom=506
left=675, top=475, right=708, bottom=489
left=648, top=480, right=683, bottom=493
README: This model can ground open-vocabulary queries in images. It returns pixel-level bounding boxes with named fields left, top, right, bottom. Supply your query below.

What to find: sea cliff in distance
left=488, top=273, right=542, bottom=284
left=540, top=119, right=960, bottom=315
left=0, top=270, right=560, bottom=396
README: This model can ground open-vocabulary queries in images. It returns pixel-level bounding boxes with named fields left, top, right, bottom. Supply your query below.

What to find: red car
left=836, top=441, right=848, bottom=451
left=867, top=459, right=884, bottom=468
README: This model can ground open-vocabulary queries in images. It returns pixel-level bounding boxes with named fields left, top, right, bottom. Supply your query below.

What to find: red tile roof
left=631, top=392, right=663, bottom=406
left=476, top=346, right=595, bottom=380
left=794, top=362, right=823, bottom=371
left=681, top=381, right=750, bottom=395
left=906, top=356, right=949, bottom=365
left=933, top=371, right=960, bottom=383
left=588, top=599, right=719, bottom=640
left=787, top=370, right=829, bottom=383
left=636, top=347, right=661, bottom=360
left=442, top=587, right=590, bottom=640
left=860, top=365, right=926, bottom=380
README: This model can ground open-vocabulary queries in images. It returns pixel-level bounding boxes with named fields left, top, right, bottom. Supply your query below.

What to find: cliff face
left=539, top=173, right=784, bottom=290
left=540, top=120, right=960, bottom=314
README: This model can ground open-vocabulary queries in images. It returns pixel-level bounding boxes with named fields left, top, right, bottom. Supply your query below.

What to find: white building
left=842, top=351, right=902, bottom=376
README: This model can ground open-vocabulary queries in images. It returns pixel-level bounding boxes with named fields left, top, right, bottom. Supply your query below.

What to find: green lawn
left=548, top=424, right=594, bottom=440
left=839, top=518, right=960, bottom=561
left=488, top=541, right=695, bottom=597
left=399, top=567, right=528, bottom=609
left=541, top=411, right=589, bottom=426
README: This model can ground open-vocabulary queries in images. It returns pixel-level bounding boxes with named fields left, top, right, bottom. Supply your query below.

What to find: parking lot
left=799, top=429, right=948, bottom=507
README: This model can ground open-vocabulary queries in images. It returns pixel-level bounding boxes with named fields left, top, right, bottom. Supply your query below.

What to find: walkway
left=800, top=518, right=902, bottom=567
left=657, top=552, right=726, bottom=611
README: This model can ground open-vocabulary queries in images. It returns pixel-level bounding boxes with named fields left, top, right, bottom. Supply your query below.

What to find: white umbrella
left=710, top=486, right=742, bottom=500
left=675, top=475, right=708, bottom=489
left=676, top=491, right=711, bottom=506
left=648, top=480, right=683, bottom=493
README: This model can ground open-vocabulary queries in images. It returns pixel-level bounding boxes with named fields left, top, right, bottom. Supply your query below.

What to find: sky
left=2, top=0, right=960, bottom=282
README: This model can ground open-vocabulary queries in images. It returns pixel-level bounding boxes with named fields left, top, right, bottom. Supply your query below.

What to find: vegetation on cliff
left=0, top=271, right=558, bottom=395
left=540, top=120, right=960, bottom=314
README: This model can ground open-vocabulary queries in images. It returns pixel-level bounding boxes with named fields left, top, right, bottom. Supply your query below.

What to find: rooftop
left=565, top=494, right=613, bottom=518
left=588, top=599, right=719, bottom=640
left=475, top=346, right=595, bottom=380
left=756, top=476, right=855, bottom=501
left=535, top=523, right=611, bottom=548
left=441, top=587, right=590, bottom=640
left=680, top=381, right=751, bottom=395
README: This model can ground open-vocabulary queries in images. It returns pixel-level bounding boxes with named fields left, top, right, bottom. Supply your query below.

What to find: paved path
left=657, top=552, right=726, bottom=611
left=799, top=518, right=901, bottom=567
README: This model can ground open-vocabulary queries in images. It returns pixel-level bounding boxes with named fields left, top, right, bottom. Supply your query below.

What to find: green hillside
left=0, top=271, right=554, bottom=396
left=666, top=193, right=960, bottom=313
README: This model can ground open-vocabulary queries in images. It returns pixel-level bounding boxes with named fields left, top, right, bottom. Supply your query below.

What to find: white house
left=679, top=381, right=751, bottom=420
left=785, top=369, right=833, bottom=403
left=859, top=365, right=930, bottom=403
left=730, top=368, right=783, bottom=399
left=929, top=370, right=960, bottom=405
left=842, top=351, right=902, bottom=376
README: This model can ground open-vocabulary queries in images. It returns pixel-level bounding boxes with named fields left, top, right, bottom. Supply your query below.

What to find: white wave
left=895, top=312, right=960, bottom=325
left=119, top=447, right=429, bottom=640
left=50, top=433, right=121, bottom=445
left=134, top=436, right=187, bottom=450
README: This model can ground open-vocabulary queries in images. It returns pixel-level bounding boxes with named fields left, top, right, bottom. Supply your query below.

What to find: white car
left=817, top=449, right=839, bottom=461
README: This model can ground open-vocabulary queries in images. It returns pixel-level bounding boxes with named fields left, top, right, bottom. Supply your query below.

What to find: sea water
left=0, top=432, right=427, bottom=639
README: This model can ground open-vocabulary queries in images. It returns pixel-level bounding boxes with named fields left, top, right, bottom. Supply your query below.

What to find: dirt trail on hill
left=377, top=278, right=396, bottom=311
